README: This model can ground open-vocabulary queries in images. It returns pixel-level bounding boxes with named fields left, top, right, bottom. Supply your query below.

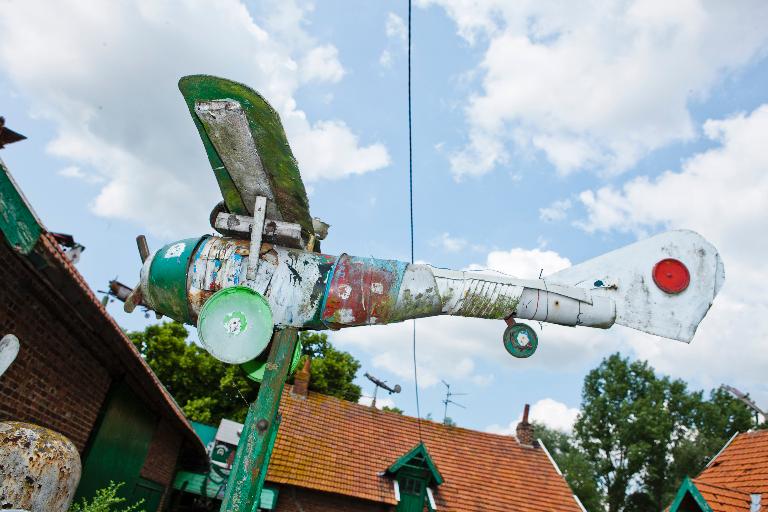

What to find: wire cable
left=407, top=0, right=423, bottom=441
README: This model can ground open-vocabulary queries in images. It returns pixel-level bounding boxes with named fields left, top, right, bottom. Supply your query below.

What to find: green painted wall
left=76, top=382, right=160, bottom=509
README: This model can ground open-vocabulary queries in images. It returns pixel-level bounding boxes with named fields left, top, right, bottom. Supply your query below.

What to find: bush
left=69, top=482, right=144, bottom=512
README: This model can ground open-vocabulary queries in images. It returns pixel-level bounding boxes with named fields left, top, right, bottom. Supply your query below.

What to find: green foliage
left=69, top=482, right=144, bottom=512
left=129, top=323, right=363, bottom=425
left=572, top=353, right=755, bottom=512
left=129, top=322, right=256, bottom=423
left=382, top=406, right=404, bottom=414
left=533, top=422, right=602, bottom=512
left=298, top=331, right=362, bottom=402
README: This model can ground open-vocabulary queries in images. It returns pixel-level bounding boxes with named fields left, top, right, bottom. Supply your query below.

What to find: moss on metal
left=178, top=75, right=315, bottom=241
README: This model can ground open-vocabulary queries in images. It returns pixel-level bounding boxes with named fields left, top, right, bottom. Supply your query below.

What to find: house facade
left=0, top=158, right=207, bottom=510
left=669, top=429, right=767, bottom=512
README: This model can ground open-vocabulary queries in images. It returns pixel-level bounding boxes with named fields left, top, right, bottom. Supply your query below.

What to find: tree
left=533, top=423, right=602, bottom=512
left=382, top=406, right=404, bottom=414
left=573, top=353, right=755, bottom=512
left=298, top=331, right=362, bottom=402
left=129, top=323, right=362, bottom=425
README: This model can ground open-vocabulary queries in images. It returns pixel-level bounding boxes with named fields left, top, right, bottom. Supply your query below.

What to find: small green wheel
left=197, top=286, right=273, bottom=364
left=503, top=323, right=538, bottom=358
left=241, top=338, right=303, bottom=382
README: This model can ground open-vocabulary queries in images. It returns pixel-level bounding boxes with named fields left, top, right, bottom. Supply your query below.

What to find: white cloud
left=539, top=198, right=572, bottom=222
left=486, top=397, right=580, bottom=434
left=468, top=247, right=571, bottom=278
left=58, top=165, right=103, bottom=184
left=431, top=232, right=468, bottom=252
left=300, top=44, right=345, bottom=84
left=0, top=0, right=389, bottom=236
left=358, top=395, right=397, bottom=410
left=576, top=105, right=768, bottom=404
left=419, top=0, right=768, bottom=178
left=385, top=12, right=407, bottom=43
left=379, top=12, right=407, bottom=69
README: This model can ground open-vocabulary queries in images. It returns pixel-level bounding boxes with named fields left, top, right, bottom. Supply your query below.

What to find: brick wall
left=273, top=485, right=394, bottom=512
left=141, top=418, right=183, bottom=486
left=0, top=240, right=111, bottom=451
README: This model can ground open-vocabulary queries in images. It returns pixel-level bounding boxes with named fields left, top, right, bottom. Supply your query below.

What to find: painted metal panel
left=0, top=159, right=42, bottom=254
left=75, top=382, right=158, bottom=510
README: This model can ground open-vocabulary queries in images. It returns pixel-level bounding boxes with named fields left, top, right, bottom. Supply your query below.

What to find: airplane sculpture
left=124, top=75, right=724, bottom=366
left=123, top=75, right=724, bottom=511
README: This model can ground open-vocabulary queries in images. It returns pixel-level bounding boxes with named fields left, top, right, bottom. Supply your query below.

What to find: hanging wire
left=407, top=0, right=423, bottom=442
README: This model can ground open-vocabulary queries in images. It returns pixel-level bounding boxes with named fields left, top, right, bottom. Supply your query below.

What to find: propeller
left=124, top=235, right=148, bottom=314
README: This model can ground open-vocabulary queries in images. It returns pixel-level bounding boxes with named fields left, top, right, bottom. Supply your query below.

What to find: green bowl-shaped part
left=241, top=339, right=303, bottom=382
left=197, top=286, right=273, bottom=364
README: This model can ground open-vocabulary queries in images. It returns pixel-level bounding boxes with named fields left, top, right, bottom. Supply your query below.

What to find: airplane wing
left=178, top=75, right=315, bottom=244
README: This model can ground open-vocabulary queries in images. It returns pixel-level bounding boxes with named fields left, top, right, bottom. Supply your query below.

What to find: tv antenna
left=364, top=372, right=401, bottom=408
left=441, top=380, right=467, bottom=424
left=721, top=384, right=766, bottom=427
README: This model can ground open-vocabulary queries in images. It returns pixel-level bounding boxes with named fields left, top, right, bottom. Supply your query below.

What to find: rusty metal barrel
left=0, top=422, right=81, bottom=512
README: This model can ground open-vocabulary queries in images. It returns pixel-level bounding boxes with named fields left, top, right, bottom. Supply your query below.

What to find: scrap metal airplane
left=124, top=75, right=724, bottom=366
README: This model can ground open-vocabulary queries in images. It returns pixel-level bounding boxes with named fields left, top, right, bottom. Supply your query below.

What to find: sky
left=1, top=0, right=767, bottom=434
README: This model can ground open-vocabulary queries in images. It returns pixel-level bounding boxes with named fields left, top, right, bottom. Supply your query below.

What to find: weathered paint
left=221, top=328, right=297, bottom=512
left=178, top=76, right=315, bottom=242
left=0, top=159, right=42, bottom=255
left=0, top=422, right=81, bottom=512
left=142, top=237, right=204, bottom=324
left=0, top=334, right=19, bottom=378
left=321, top=254, right=408, bottom=328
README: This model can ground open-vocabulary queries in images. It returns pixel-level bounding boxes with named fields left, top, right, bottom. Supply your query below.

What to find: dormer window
left=385, top=442, right=443, bottom=512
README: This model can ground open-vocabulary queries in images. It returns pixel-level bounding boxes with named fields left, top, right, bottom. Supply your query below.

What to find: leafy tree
left=129, top=323, right=362, bottom=424
left=573, top=353, right=755, bottom=512
left=382, top=406, right=404, bottom=414
left=298, top=331, right=362, bottom=402
left=533, top=423, right=602, bottom=512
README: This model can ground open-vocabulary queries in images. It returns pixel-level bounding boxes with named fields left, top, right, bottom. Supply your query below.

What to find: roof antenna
left=364, top=372, right=401, bottom=409
left=721, top=384, right=766, bottom=427
left=441, top=380, right=467, bottom=425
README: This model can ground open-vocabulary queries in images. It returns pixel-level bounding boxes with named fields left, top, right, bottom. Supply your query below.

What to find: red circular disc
left=652, top=258, right=690, bottom=294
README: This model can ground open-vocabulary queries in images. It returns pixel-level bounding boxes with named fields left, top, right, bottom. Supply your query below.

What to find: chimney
left=751, top=494, right=761, bottom=512
left=516, top=404, right=534, bottom=447
left=292, top=357, right=311, bottom=397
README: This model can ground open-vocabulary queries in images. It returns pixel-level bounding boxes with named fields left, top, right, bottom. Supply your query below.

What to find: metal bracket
left=247, top=196, right=267, bottom=281
left=214, top=211, right=303, bottom=249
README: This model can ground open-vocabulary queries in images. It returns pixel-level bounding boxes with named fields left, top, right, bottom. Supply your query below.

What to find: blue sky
left=1, top=0, right=767, bottom=432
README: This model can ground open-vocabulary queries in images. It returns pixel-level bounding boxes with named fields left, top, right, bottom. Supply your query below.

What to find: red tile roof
left=267, top=389, right=583, bottom=512
left=691, top=480, right=751, bottom=512
left=692, top=429, right=768, bottom=511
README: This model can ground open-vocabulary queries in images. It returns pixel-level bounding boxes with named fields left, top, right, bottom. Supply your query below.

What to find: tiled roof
left=697, top=430, right=768, bottom=496
left=685, top=429, right=768, bottom=511
left=691, top=480, right=751, bottom=512
left=267, top=389, right=582, bottom=512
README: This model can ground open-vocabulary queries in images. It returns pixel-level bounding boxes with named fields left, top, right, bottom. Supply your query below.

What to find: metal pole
left=220, top=328, right=298, bottom=512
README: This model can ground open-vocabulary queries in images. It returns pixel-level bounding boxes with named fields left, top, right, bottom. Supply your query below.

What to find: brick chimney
left=516, top=404, right=534, bottom=447
left=292, top=357, right=311, bottom=397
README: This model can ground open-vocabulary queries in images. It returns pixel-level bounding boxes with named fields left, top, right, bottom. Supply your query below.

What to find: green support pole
left=221, top=328, right=298, bottom=512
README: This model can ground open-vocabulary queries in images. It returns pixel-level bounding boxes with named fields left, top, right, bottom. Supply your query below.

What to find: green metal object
left=503, top=323, right=538, bottom=358
left=387, top=443, right=443, bottom=512
left=241, top=338, right=302, bottom=382
left=668, top=477, right=714, bottom=512
left=178, top=75, right=315, bottom=241
left=145, top=237, right=203, bottom=323
left=76, top=382, right=158, bottom=508
left=0, top=159, right=42, bottom=254
left=173, top=471, right=278, bottom=509
left=197, top=286, right=274, bottom=364
left=221, top=328, right=298, bottom=512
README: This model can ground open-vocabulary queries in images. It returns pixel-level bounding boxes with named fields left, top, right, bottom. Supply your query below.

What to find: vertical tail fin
left=547, top=230, right=724, bottom=342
